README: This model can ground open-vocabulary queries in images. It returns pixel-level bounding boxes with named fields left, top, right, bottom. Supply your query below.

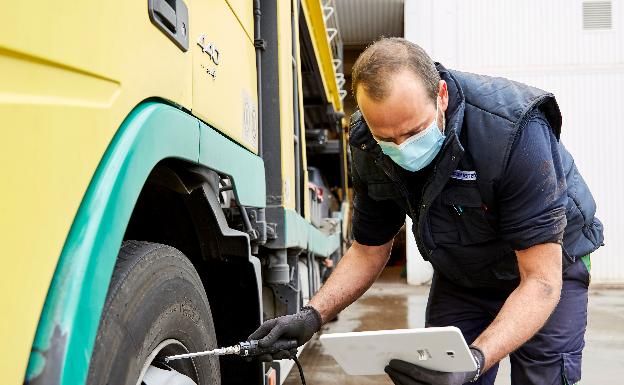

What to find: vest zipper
left=375, top=158, right=434, bottom=260
left=372, top=135, right=463, bottom=262
left=416, top=168, right=437, bottom=259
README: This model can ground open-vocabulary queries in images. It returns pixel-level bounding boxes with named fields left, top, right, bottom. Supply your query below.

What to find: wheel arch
left=25, top=101, right=264, bottom=385
left=124, top=160, right=265, bottom=384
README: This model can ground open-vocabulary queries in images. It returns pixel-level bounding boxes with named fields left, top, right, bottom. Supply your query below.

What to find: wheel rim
left=136, top=339, right=201, bottom=385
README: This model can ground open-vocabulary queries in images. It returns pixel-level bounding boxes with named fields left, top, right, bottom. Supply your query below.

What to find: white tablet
left=319, top=326, right=476, bottom=376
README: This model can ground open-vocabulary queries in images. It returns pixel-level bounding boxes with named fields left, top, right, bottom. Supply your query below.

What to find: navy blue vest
left=349, top=63, right=603, bottom=288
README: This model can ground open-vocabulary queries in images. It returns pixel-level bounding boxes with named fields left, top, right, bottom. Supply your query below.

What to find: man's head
left=352, top=38, right=448, bottom=147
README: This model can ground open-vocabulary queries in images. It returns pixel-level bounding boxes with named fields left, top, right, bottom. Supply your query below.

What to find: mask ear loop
left=434, top=97, right=440, bottom=129
left=421, top=97, right=441, bottom=138
left=436, top=90, right=447, bottom=134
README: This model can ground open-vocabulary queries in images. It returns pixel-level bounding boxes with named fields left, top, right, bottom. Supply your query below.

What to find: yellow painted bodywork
left=191, top=0, right=258, bottom=152
left=277, top=0, right=297, bottom=210
left=1, top=0, right=343, bottom=383
left=301, top=0, right=344, bottom=113
left=0, top=1, right=255, bottom=384
left=226, top=0, right=255, bottom=40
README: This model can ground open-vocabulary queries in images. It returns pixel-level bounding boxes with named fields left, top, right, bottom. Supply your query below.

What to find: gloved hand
left=384, top=347, right=485, bottom=385
left=248, top=306, right=322, bottom=362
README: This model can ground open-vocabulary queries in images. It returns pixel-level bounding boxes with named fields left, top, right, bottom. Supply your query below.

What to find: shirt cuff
left=501, top=208, right=567, bottom=250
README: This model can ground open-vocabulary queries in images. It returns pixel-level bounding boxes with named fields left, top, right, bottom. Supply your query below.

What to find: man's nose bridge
left=393, top=130, right=414, bottom=146
left=395, top=136, right=407, bottom=146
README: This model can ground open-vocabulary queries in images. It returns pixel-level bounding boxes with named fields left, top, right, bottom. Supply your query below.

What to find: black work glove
left=384, top=347, right=485, bottom=385
left=247, top=306, right=322, bottom=362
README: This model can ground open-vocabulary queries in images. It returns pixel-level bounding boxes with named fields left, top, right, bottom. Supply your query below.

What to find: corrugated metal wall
left=405, top=0, right=624, bottom=283
left=336, top=0, right=404, bottom=46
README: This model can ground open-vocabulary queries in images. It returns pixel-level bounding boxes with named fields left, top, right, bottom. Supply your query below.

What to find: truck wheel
left=87, top=241, right=220, bottom=385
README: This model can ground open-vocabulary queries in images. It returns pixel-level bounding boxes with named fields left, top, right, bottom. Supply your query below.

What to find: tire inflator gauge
left=163, top=339, right=307, bottom=384
left=163, top=339, right=299, bottom=361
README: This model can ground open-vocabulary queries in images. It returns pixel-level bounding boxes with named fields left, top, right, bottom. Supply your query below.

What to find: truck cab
left=0, top=1, right=349, bottom=384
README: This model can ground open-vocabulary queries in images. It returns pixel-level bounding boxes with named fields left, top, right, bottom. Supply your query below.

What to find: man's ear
left=439, top=80, right=449, bottom=113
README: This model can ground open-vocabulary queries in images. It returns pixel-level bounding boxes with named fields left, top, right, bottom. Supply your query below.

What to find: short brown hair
left=351, top=37, right=440, bottom=103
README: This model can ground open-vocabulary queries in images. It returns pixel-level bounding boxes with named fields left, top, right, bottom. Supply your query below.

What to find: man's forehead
left=357, top=72, right=434, bottom=134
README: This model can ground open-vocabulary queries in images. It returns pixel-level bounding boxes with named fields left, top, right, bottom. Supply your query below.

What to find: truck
left=0, top=1, right=349, bottom=384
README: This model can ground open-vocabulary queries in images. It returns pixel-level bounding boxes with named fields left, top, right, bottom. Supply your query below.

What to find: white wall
left=405, top=0, right=624, bottom=283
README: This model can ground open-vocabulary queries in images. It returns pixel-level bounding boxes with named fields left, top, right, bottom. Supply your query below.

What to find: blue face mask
left=376, top=101, right=445, bottom=172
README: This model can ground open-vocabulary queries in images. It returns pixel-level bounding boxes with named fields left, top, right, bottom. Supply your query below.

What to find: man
left=249, top=38, right=603, bottom=384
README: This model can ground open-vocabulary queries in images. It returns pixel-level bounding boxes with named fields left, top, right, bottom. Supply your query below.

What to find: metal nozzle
left=163, top=345, right=240, bottom=362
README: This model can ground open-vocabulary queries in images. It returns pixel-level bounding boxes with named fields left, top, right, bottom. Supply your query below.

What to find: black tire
left=87, top=241, right=220, bottom=385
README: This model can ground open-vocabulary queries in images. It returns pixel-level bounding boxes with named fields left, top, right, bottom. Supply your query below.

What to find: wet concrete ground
left=285, top=267, right=624, bottom=385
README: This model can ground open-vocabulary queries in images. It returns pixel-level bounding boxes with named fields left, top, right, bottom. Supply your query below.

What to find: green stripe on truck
left=26, top=102, right=266, bottom=385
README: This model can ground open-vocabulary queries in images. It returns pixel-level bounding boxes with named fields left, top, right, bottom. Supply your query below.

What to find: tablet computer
left=319, top=326, right=476, bottom=376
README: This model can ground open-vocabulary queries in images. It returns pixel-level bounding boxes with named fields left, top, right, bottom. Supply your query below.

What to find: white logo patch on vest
left=451, top=170, right=477, bottom=181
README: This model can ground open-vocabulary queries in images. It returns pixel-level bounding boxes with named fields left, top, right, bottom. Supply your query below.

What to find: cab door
left=189, top=0, right=259, bottom=153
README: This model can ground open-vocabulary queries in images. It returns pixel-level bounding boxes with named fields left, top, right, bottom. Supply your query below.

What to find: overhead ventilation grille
left=583, top=1, right=612, bottom=30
